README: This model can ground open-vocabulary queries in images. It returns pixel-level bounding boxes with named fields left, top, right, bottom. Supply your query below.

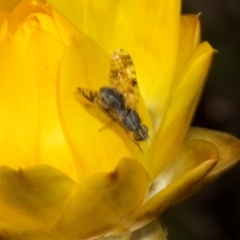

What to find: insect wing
left=77, top=87, right=99, bottom=105
left=109, top=49, right=139, bottom=110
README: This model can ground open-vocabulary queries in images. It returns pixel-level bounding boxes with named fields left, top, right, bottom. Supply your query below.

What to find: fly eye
left=133, top=132, right=143, bottom=141
left=141, top=125, right=148, bottom=133
left=133, top=125, right=149, bottom=141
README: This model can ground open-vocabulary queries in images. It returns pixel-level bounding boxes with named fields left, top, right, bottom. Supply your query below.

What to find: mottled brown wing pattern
left=77, top=49, right=149, bottom=145
left=77, top=87, right=99, bottom=105
left=109, top=49, right=139, bottom=110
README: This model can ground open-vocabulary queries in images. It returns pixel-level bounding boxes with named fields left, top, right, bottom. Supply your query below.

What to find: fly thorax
left=99, top=87, right=125, bottom=111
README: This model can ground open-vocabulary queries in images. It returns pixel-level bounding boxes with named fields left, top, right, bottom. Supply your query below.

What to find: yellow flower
left=0, top=0, right=239, bottom=239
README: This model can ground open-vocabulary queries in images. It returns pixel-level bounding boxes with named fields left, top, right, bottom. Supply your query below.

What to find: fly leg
left=98, top=120, right=116, bottom=132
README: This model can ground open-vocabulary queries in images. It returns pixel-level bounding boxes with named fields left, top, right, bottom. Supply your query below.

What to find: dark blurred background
left=162, top=0, right=240, bottom=239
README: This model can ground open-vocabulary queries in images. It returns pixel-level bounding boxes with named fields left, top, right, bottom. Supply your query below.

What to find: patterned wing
left=77, top=87, right=99, bottom=105
left=109, top=49, right=139, bottom=110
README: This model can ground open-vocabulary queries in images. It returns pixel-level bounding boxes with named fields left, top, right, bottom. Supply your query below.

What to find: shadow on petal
left=0, top=165, right=78, bottom=229
left=175, top=127, right=240, bottom=202
left=118, top=160, right=217, bottom=232
left=147, top=138, right=220, bottom=199
left=55, top=158, right=150, bottom=240
left=131, top=219, right=167, bottom=240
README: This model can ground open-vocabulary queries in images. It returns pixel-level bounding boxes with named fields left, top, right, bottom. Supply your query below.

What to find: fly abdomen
left=121, top=109, right=141, bottom=131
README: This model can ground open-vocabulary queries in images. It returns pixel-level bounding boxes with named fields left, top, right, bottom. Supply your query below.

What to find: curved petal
left=102, top=232, right=131, bottom=240
left=0, top=10, right=9, bottom=25
left=0, top=0, right=79, bottom=178
left=131, top=220, right=167, bottom=240
left=0, top=165, right=77, bottom=228
left=51, top=0, right=181, bottom=124
left=27, top=28, right=77, bottom=180
left=171, top=128, right=240, bottom=204
left=185, top=127, right=240, bottom=181
left=0, top=35, right=39, bottom=167
left=47, top=0, right=112, bottom=42
left=176, top=14, right=200, bottom=77
left=50, top=5, right=81, bottom=46
left=55, top=158, right=150, bottom=240
left=8, top=0, right=50, bottom=32
left=98, top=0, right=181, bottom=123
left=148, top=42, right=215, bottom=179
left=0, top=0, right=19, bottom=12
left=59, top=33, right=152, bottom=180
left=147, top=139, right=220, bottom=199
left=118, top=160, right=217, bottom=232
left=0, top=225, right=65, bottom=240
left=10, top=0, right=80, bottom=47
left=0, top=12, right=9, bottom=41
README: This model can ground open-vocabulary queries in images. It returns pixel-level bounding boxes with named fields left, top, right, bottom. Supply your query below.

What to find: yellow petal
left=47, top=0, right=112, bottom=42
left=10, top=0, right=76, bottom=46
left=186, top=127, right=240, bottom=182
left=59, top=33, right=151, bottom=180
left=55, top=158, right=150, bottom=240
left=171, top=128, right=240, bottom=204
left=8, top=0, right=49, bottom=32
left=0, top=12, right=9, bottom=41
left=119, top=160, right=217, bottom=232
left=0, top=165, right=77, bottom=228
left=176, top=14, right=200, bottom=77
left=131, top=220, right=167, bottom=240
left=0, top=0, right=19, bottom=12
left=0, top=10, right=9, bottom=24
left=147, top=139, right=220, bottom=199
left=50, top=5, right=81, bottom=46
left=0, top=224, right=65, bottom=240
left=148, top=41, right=215, bottom=179
left=98, top=1, right=181, bottom=120
left=103, top=232, right=131, bottom=240
left=0, top=35, right=39, bottom=167
left=26, top=28, right=77, bottom=180
left=53, top=0, right=181, bottom=123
